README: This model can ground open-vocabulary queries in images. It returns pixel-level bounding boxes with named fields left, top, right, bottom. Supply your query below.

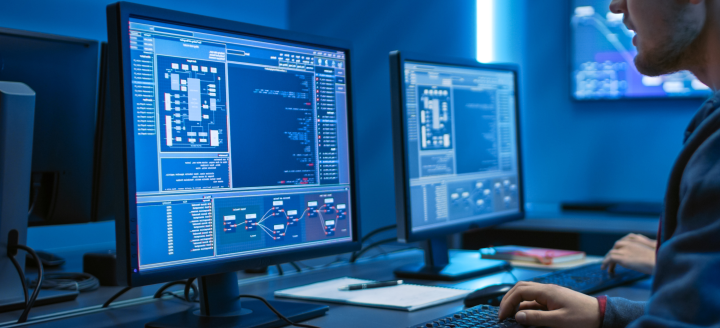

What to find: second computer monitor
left=390, top=51, right=524, bottom=280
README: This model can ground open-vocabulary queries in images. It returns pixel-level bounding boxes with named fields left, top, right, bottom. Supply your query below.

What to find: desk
left=499, top=211, right=660, bottom=236
left=463, top=212, right=660, bottom=256
left=0, top=249, right=651, bottom=328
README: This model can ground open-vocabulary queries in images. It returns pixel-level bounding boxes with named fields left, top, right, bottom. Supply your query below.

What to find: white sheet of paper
left=274, top=277, right=471, bottom=311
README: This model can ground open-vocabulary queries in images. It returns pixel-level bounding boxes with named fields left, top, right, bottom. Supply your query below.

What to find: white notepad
left=274, top=277, right=472, bottom=311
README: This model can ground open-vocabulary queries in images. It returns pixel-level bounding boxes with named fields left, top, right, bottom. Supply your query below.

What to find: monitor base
left=394, top=237, right=510, bottom=281
left=147, top=271, right=327, bottom=328
left=0, top=288, right=79, bottom=312
left=146, top=300, right=328, bottom=328
left=394, top=258, right=510, bottom=281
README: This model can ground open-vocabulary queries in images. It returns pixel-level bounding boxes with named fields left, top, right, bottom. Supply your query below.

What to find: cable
left=161, top=291, right=197, bottom=302
left=373, top=244, right=390, bottom=257
left=294, top=261, right=316, bottom=270
left=6, top=230, right=31, bottom=323
left=30, top=272, right=100, bottom=292
left=322, top=256, right=347, bottom=267
left=106, top=279, right=197, bottom=308
left=184, top=277, right=198, bottom=302
left=13, top=244, right=43, bottom=323
left=349, top=237, right=397, bottom=263
left=8, top=256, right=28, bottom=306
left=296, top=255, right=346, bottom=270
left=360, top=224, right=397, bottom=243
left=102, top=287, right=133, bottom=308
left=153, top=280, right=190, bottom=299
left=27, top=186, right=40, bottom=215
left=289, top=262, right=302, bottom=272
left=349, top=225, right=398, bottom=262
left=237, top=295, right=321, bottom=328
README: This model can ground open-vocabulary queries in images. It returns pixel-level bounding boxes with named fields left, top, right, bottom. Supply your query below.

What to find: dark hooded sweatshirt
left=601, top=92, right=720, bottom=328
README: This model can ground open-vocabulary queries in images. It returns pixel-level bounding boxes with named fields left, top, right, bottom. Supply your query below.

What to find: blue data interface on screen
left=403, top=62, right=521, bottom=233
left=127, top=18, right=352, bottom=271
left=572, top=0, right=712, bottom=99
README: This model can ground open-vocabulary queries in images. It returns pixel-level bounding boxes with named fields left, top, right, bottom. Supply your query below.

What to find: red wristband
left=597, top=295, right=607, bottom=327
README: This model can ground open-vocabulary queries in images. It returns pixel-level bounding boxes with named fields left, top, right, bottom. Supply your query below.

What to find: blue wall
left=0, top=0, right=287, bottom=41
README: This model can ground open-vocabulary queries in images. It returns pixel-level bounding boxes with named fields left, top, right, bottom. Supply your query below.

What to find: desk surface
left=0, top=249, right=652, bottom=328
left=497, top=211, right=660, bottom=236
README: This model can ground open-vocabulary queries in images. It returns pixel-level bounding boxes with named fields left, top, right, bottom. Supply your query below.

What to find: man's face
left=609, top=0, right=706, bottom=76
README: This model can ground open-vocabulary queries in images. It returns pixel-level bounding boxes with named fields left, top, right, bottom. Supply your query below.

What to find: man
left=498, top=0, right=720, bottom=327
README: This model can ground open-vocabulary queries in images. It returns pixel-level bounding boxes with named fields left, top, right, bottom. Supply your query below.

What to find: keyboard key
left=408, top=305, right=523, bottom=328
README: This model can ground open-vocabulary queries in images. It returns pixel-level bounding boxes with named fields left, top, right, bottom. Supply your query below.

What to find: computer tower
left=0, top=81, right=35, bottom=306
left=0, top=81, right=79, bottom=312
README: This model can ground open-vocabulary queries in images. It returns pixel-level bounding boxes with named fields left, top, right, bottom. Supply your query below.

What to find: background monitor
left=0, top=27, right=100, bottom=226
left=105, top=2, right=358, bottom=325
left=390, top=51, right=523, bottom=280
left=571, top=0, right=712, bottom=100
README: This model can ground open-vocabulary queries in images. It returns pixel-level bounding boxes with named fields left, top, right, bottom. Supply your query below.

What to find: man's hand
left=498, top=281, right=601, bottom=328
left=601, top=233, right=656, bottom=275
left=619, top=233, right=656, bottom=249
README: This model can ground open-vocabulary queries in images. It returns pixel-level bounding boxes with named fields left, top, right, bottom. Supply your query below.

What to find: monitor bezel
left=107, top=1, right=361, bottom=286
left=389, top=51, right=525, bottom=243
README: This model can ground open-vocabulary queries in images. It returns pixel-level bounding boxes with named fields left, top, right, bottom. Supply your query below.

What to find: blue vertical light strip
left=477, top=0, right=495, bottom=63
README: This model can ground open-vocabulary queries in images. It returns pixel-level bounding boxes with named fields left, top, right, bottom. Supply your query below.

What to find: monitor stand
left=146, top=271, right=328, bottom=328
left=394, top=237, right=511, bottom=281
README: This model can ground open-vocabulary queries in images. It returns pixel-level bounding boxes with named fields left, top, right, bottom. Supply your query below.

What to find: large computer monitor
left=571, top=0, right=712, bottom=100
left=390, top=51, right=524, bottom=281
left=0, top=28, right=100, bottom=226
left=105, top=2, right=359, bottom=326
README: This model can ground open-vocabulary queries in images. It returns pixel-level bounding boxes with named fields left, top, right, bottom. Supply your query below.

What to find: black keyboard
left=409, top=305, right=525, bottom=328
left=409, top=264, right=648, bottom=328
left=531, top=263, right=649, bottom=294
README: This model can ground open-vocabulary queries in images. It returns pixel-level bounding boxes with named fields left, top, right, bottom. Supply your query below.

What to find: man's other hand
left=601, top=233, right=656, bottom=274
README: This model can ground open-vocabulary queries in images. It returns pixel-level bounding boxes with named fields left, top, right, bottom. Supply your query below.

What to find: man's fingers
left=639, top=237, right=657, bottom=248
left=515, top=309, right=567, bottom=327
left=613, top=240, right=633, bottom=250
left=609, top=249, right=626, bottom=258
left=625, top=233, right=641, bottom=240
left=601, top=255, right=611, bottom=269
left=621, top=233, right=636, bottom=240
left=614, top=235, right=632, bottom=248
left=518, top=301, right=546, bottom=311
left=602, top=250, right=626, bottom=270
left=601, top=251, right=616, bottom=268
left=624, top=234, right=656, bottom=248
left=498, top=282, right=554, bottom=320
left=605, top=251, right=626, bottom=274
